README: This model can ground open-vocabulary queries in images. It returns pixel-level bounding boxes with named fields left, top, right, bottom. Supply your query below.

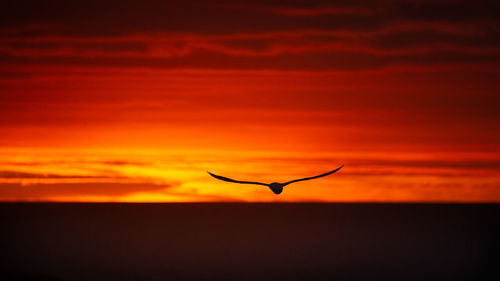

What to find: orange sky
left=1, top=0, right=499, bottom=202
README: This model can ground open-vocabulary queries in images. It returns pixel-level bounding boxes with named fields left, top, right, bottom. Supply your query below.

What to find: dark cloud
left=0, top=160, right=147, bottom=167
left=0, top=0, right=498, bottom=71
left=1, top=1, right=498, bottom=35
left=260, top=156, right=500, bottom=171
left=100, top=161, right=147, bottom=166
left=0, top=1, right=384, bottom=35
left=1, top=48, right=498, bottom=71
left=0, top=182, right=175, bottom=199
left=0, top=170, right=125, bottom=179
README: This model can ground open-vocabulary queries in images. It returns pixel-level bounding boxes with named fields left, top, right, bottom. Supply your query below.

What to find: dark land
left=0, top=203, right=498, bottom=281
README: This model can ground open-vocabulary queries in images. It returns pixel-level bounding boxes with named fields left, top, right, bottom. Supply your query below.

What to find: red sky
left=1, top=0, right=499, bottom=202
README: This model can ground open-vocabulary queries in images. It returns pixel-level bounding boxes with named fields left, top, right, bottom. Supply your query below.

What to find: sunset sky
left=1, top=0, right=499, bottom=202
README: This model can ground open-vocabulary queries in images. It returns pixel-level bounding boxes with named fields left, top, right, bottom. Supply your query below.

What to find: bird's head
left=268, top=182, right=284, bottom=195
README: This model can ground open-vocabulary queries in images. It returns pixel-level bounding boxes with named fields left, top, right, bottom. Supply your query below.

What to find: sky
left=1, top=0, right=499, bottom=202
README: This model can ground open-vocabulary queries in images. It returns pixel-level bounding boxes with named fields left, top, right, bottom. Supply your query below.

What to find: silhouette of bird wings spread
left=207, top=172, right=268, bottom=186
left=282, top=165, right=344, bottom=186
left=207, top=165, right=343, bottom=187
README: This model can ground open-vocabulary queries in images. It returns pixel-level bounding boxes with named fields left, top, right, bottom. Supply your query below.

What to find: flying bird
left=207, top=165, right=343, bottom=194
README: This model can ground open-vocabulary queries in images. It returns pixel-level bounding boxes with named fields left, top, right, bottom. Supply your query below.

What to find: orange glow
left=1, top=147, right=499, bottom=202
left=1, top=1, right=499, bottom=202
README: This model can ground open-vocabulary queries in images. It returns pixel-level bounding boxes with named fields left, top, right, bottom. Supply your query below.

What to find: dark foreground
left=0, top=203, right=498, bottom=281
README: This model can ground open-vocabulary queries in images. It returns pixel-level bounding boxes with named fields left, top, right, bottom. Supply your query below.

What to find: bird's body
left=207, top=165, right=343, bottom=195
left=268, top=182, right=284, bottom=194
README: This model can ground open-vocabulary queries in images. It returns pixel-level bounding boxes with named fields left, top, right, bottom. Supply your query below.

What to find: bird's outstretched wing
left=207, top=172, right=268, bottom=186
left=282, top=165, right=344, bottom=186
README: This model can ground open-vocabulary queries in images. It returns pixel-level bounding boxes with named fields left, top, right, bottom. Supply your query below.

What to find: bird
left=207, top=165, right=343, bottom=194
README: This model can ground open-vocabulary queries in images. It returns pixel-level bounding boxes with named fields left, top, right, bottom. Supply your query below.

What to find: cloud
left=270, top=6, right=380, bottom=16
left=0, top=182, right=175, bottom=200
left=3, top=0, right=497, bottom=33
left=0, top=170, right=126, bottom=179
left=1, top=21, right=497, bottom=61
left=0, top=1, right=498, bottom=72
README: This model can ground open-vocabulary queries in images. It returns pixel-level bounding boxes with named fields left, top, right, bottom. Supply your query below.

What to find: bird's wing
left=207, top=172, right=268, bottom=186
left=282, top=165, right=344, bottom=186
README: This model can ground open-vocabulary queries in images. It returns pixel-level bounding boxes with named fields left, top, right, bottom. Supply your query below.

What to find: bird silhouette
left=207, top=165, right=343, bottom=194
